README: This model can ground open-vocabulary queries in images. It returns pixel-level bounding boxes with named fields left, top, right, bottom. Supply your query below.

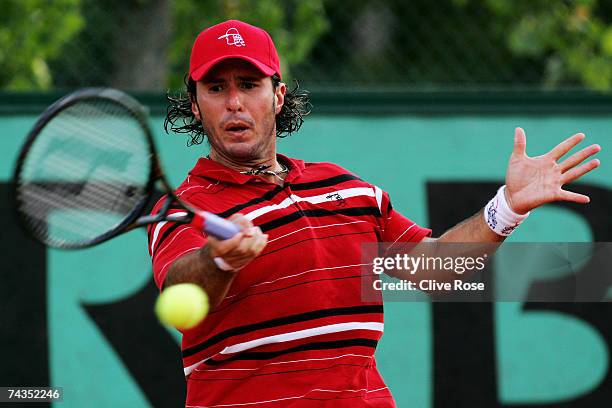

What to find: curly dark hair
left=164, top=74, right=311, bottom=146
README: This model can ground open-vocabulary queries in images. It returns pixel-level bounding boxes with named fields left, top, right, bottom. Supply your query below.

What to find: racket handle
left=193, top=211, right=241, bottom=240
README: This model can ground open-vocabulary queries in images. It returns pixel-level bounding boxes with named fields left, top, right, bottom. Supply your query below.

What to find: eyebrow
left=237, top=75, right=261, bottom=81
left=203, top=75, right=262, bottom=84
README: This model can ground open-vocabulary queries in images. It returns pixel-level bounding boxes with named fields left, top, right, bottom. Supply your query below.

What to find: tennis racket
left=12, top=88, right=240, bottom=249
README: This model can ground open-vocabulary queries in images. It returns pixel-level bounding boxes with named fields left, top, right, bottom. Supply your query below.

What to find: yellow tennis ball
left=155, top=283, right=209, bottom=329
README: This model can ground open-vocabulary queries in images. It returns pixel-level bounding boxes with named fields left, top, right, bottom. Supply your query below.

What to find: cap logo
left=217, top=28, right=246, bottom=47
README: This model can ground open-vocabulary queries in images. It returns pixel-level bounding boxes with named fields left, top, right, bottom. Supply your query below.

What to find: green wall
left=0, top=111, right=609, bottom=407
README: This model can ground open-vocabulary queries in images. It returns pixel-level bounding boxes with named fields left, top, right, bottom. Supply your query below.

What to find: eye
left=208, top=84, right=224, bottom=93
left=240, top=81, right=257, bottom=89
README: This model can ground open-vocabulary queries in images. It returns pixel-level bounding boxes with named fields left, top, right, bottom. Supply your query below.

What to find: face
left=191, top=59, right=286, bottom=164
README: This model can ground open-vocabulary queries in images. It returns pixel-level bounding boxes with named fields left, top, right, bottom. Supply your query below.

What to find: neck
left=208, top=150, right=287, bottom=184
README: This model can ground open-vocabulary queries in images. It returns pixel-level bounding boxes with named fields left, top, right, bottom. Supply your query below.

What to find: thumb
left=513, top=127, right=527, bottom=156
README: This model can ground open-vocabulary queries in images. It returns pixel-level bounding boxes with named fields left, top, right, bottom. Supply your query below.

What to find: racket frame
left=11, top=88, right=175, bottom=249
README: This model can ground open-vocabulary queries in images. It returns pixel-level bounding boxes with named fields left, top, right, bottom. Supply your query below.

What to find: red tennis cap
left=189, top=20, right=281, bottom=81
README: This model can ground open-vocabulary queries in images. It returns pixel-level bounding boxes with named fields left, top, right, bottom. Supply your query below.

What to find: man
left=150, top=19, right=600, bottom=407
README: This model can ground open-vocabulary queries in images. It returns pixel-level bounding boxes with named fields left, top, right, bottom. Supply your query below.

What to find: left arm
left=423, top=209, right=503, bottom=243
left=390, top=128, right=601, bottom=286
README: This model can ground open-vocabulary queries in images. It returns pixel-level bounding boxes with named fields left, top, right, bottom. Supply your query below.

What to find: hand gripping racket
left=12, top=88, right=240, bottom=249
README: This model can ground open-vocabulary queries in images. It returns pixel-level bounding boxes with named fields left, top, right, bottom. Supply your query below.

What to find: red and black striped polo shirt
left=148, top=154, right=431, bottom=407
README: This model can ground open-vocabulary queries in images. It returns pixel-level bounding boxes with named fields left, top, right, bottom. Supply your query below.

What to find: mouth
left=224, top=121, right=251, bottom=136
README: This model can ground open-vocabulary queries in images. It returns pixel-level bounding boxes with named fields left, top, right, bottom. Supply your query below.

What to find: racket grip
left=193, top=211, right=241, bottom=240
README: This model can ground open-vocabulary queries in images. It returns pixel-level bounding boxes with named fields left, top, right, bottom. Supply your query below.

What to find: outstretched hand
left=505, top=127, right=601, bottom=214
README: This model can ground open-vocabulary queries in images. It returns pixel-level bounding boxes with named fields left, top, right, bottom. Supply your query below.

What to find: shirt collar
left=188, top=153, right=305, bottom=184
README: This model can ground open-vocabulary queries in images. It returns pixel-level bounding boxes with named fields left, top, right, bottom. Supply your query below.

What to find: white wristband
left=213, top=257, right=235, bottom=272
left=484, top=185, right=530, bottom=236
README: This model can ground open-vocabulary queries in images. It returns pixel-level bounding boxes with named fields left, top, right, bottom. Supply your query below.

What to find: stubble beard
left=203, top=100, right=278, bottom=165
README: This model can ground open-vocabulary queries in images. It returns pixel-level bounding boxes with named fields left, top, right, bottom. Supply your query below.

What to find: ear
left=190, top=87, right=202, bottom=121
left=274, top=82, right=286, bottom=115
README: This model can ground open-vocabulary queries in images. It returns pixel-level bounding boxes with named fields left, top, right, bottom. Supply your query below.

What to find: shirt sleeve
left=147, top=196, right=207, bottom=289
left=375, top=187, right=432, bottom=243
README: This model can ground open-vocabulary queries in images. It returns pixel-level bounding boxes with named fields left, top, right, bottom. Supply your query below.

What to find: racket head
left=12, top=88, right=157, bottom=249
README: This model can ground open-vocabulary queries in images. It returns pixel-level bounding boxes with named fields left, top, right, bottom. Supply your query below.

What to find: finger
left=245, top=233, right=268, bottom=260
left=208, top=232, right=244, bottom=256
left=224, top=233, right=268, bottom=270
left=558, top=189, right=590, bottom=204
left=252, top=234, right=269, bottom=256
left=559, top=144, right=601, bottom=172
left=228, top=213, right=254, bottom=229
left=242, top=226, right=262, bottom=238
left=548, top=133, right=585, bottom=160
left=513, top=127, right=527, bottom=156
left=561, top=159, right=600, bottom=184
left=233, top=228, right=264, bottom=255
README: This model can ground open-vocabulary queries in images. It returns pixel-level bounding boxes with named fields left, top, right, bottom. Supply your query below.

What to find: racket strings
left=23, top=194, right=113, bottom=238
left=32, top=151, right=141, bottom=206
left=20, top=183, right=135, bottom=233
left=17, top=97, right=151, bottom=247
left=48, top=105, right=147, bottom=151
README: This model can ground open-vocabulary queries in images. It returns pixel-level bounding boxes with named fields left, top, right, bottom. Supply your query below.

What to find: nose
left=225, top=85, right=242, bottom=112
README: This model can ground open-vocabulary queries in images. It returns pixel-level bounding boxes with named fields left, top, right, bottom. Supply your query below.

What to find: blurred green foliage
left=169, top=0, right=329, bottom=88
left=0, top=0, right=83, bottom=90
left=4, top=0, right=612, bottom=91
left=458, top=0, right=612, bottom=90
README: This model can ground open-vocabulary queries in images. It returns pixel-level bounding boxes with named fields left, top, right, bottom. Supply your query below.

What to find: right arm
left=164, top=214, right=268, bottom=310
